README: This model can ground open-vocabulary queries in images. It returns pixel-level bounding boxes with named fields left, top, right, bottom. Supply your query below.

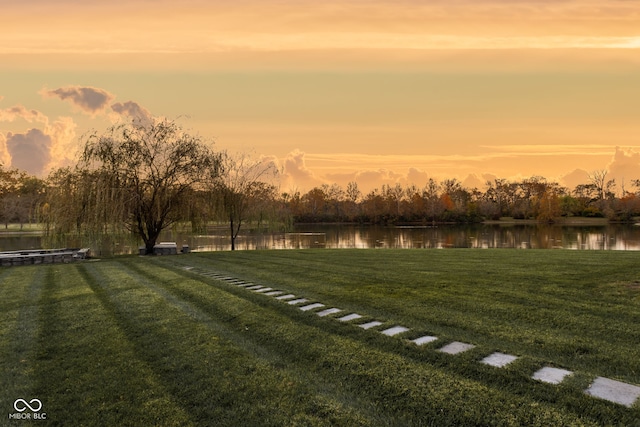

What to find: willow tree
left=79, top=119, right=222, bottom=254
left=213, top=152, right=277, bottom=250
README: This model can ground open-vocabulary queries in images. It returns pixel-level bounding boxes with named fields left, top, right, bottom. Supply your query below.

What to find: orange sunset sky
left=1, top=0, right=640, bottom=193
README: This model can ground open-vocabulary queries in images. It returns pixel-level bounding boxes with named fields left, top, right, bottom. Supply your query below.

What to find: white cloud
left=607, top=146, right=640, bottom=192
left=280, top=150, right=324, bottom=191
left=5, top=129, right=52, bottom=175
left=0, top=133, right=10, bottom=167
left=0, top=102, right=79, bottom=174
left=45, top=116, right=78, bottom=171
left=560, top=169, right=590, bottom=191
left=0, top=105, right=48, bottom=124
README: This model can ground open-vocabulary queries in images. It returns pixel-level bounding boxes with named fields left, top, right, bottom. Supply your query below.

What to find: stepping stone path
left=187, top=265, right=640, bottom=408
left=359, top=321, right=383, bottom=330
left=532, top=367, right=573, bottom=385
left=381, top=326, right=410, bottom=337
left=264, top=291, right=284, bottom=296
left=438, top=341, right=476, bottom=355
left=481, top=352, right=518, bottom=368
left=585, top=377, right=640, bottom=407
left=412, top=336, right=438, bottom=346
left=338, top=313, right=363, bottom=322
left=317, top=308, right=342, bottom=317
left=300, top=303, right=325, bottom=311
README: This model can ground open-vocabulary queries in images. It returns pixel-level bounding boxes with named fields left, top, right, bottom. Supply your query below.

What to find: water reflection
left=165, top=224, right=640, bottom=252
left=3, top=224, right=640, bottom=254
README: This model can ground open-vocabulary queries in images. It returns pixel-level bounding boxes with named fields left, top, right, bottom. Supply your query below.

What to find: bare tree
left=78, top=119, right=222, bottom=254
left=588, top=169, right=608, bottom=200
left=213, top=152, right=277, bottom=250
left=345, top=181, right=361, bottom=219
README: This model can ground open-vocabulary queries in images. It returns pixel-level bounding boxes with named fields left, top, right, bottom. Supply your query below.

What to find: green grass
left=1, top=249, right=639, bottom=426
left=0, top=223, right=44, bottom=233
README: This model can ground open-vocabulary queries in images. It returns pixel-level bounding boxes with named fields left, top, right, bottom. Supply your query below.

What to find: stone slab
left=276, top=294, right=296, bottom=300
left=264, top=291, right=284, bottom=296
left=338, top=313, right=363, bottom=322
left=532, top=367, right=573, bottom=385
left=236, top=283, right=254, bottom=287
left=585, top=376, right=640, bottom=407
left=438, top=341, right=476, bottom=355
left=316, top=308, right=342, bottom=317
left=359, top=321, right=383, bottom=330
left=381, top=326, right=410, bottom=337
left=246, top=285, right=264, bottom=290
left=287, top=298, right=309, bottom=305
left=481, top=352, right=518, bottom=368
left=253, top=287, right=274, bottom=293
left=300, top=303, right=325, bottom=311
left=412, top=335, right=438, bottom=346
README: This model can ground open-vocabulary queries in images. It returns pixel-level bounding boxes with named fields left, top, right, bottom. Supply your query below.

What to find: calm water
left=4, top=224, right=639, bottom=254
left=184, top=224, right=640, bottom=252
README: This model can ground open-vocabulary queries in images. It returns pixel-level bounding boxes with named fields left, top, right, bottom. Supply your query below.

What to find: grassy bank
left=1, top=249, right=639, bottom=426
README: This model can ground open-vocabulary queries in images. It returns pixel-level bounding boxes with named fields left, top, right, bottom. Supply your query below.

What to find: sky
left=2, top=0, right=640, bottom=193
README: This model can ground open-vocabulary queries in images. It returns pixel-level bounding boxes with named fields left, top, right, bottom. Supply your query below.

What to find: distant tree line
left=282, top=173, right=640, bottom=225
left=2, top=120, right=640, bottom=253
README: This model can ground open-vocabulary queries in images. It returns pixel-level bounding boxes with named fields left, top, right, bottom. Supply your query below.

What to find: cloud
left=560, top=169, right=590, bottom=191
left=406, top=168, right=430, bottom=187
left=45, top=116, right=77, bottom=171
left=111, top=101, right=153, bottom=124
left=0, top=105, right=48, bottom=124
left=608, top=146, right=640, bottom=176
left=0, top=103, right=78, bottom=174
left=0, top=133, right=9, bottom=167
left=352, top=169, right=404, bottom=194
left=462, top=174, right=489, bottom=190
left=5, top=129, right=52, bottom=175
left=607, top=146, right=640, bottom=191
left=561, top=147, right=640, bottom=193
left=41, top=86, right=115, bottom=115
left=281, top=150, right=324, bottom=190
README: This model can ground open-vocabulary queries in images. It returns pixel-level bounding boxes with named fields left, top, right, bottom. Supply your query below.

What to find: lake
left=188, top=224, right=640, bottom=252
left=4, top=223, right=640, bottom=254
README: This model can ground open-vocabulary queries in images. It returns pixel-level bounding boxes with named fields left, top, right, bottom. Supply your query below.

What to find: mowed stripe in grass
left=76, top=260, right=376, bottom=426
left=0, top=267, right=44, bottom=411
left=1, top=249, right=639, bottom=425
left=135, top=257, right=632, bottom=425
left=32, top=265, right=191, bottom=425
left=166, top=249, right=640, bottom=385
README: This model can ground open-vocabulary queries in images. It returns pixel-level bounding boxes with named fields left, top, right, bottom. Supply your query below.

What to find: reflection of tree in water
left=6, top=223, right=640, bottom=254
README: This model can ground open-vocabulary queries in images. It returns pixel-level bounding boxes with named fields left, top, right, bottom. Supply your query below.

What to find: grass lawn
left=1, top=249, right=639, bottom=426
left=0, top=223, right=44, bottom=233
